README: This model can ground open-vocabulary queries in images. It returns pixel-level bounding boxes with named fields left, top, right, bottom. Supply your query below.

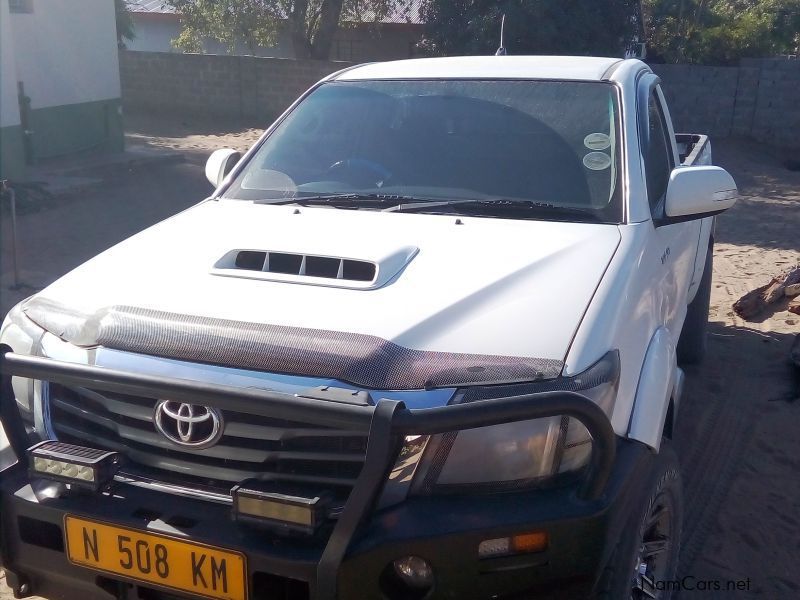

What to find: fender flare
left=628, top=327, right=677, bottom=451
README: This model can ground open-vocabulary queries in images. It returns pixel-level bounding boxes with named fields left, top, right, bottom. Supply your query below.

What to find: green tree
left=115, top=0, right=136, bottom=48
left=418, top=0, right=641, bottom=57
left=643, top=0, right=800, bottom=64
left=168, top=1, right=283, bottom=54
left=167, top=0, right=410, bottom=59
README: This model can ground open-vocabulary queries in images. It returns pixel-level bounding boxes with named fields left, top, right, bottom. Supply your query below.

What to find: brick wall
left=120, top=52, right=800, bottom=149
left=745, top=58, right=800, bottom=149
left=653, top=58, right=800, bottom=149
left=651, top=64, right=739, bottom=138
left=120, top=51, right=351, bottom=122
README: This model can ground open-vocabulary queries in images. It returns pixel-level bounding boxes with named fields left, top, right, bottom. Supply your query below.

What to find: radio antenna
left=495, top=14, right=507, bottom=56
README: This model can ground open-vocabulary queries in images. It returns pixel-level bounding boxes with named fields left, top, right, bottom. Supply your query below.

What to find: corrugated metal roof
left=345, top=0, right=423, bottom=25
left=127, top=1, right=175, bottom=14
left=127, top=1, right=422, bottom=24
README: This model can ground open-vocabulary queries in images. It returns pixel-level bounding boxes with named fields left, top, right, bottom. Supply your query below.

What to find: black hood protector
left=28, top=302, right=564, bottom=390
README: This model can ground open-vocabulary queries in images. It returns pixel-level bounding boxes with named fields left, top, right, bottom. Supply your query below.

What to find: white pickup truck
left=1, top=56, right=737, bottom=600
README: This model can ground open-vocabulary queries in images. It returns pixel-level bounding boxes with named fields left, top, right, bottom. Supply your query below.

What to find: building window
left=9, top=0, right=33, bottom=13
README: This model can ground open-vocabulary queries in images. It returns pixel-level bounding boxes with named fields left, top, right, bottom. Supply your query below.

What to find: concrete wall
left=120, top=52, right=800, bottom=150
left=745, top=58, right=800, bottom=150
left=120, top=51, right=351, bottom=122
left=653, top=58, right=800, bottom=149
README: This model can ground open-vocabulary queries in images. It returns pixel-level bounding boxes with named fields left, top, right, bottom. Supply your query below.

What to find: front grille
left=47, top=384, right=367, bottom=495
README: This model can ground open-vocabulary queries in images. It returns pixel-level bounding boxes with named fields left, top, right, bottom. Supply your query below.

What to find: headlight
left=413, top=351, right=619, bottom=493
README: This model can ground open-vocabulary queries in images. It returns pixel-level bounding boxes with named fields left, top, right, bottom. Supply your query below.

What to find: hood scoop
left=211, top=246, right=418, bottom=290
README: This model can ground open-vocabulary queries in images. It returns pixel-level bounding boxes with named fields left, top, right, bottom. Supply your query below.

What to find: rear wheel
left=594, top=441, right=683, bottom=599
left=677, top=243, right=713, bottom=365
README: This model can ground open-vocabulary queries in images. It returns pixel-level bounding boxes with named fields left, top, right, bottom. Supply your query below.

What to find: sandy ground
left=1, top=116, right=799, bottom=599
left=673, top=140, right=800, bottom=598
left=123, top=113, right=266, bottom=160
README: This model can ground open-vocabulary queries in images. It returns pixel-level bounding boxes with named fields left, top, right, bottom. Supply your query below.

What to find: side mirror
left=663, top=166, right=737, bottom=221
left=205, top=148, right=241, bottom=187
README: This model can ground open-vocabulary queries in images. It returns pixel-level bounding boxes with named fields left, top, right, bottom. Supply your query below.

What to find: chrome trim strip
left=114, top=472, right=233, bottom=505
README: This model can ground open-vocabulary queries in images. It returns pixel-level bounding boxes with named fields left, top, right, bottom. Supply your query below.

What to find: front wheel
left=594, top=441, right=683, bottom=599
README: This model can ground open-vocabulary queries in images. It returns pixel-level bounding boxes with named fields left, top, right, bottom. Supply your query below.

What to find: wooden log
left=733, top=266, right=800, bottom=320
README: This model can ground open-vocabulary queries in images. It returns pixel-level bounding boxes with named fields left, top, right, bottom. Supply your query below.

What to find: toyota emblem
left=154, top=401, right=224, bottom=448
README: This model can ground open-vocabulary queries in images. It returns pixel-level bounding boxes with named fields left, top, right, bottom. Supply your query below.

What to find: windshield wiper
left=255, top=194, right=603, bottom=222
left=255, top=193, right=431, bottom=208
left=384, top=198, right=603, bottom=221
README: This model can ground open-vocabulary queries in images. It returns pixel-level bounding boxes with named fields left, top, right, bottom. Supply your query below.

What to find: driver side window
left=641, top=91, right=674, bottom=217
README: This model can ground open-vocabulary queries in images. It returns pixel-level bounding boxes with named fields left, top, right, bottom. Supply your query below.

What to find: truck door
left=638, top=82, right=702, bottom=334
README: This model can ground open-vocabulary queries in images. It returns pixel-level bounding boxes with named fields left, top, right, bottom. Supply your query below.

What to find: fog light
left=28, top=441, right=122, bottom=491
left=392, top=556, right=434, bottom=589
left=478, top=531, right=548, bottom=559
left=231, top=483, right=330, bottom=535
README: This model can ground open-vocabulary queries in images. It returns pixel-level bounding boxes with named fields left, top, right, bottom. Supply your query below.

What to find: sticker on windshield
left=584, top=133, right=611, bottom=151
left=583, top=152, right=612, bottom=171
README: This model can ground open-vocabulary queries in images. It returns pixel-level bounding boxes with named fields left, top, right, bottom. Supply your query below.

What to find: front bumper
left=0, top=351, right=648, bottom=600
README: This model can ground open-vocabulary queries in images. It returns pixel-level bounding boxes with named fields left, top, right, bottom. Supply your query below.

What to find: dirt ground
left=124, top=113, right=265, bottom=160
left=1, top=115, right=799, bottom=599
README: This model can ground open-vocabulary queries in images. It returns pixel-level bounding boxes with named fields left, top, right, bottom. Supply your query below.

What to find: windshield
left=223, top=79, right=623, bottom=222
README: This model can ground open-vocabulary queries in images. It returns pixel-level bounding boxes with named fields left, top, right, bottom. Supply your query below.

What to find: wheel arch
left=627, top=327, right=678, bottom=452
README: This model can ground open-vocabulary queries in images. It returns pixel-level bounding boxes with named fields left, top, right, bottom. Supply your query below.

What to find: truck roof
left=334, top=55, right=628, bottom=82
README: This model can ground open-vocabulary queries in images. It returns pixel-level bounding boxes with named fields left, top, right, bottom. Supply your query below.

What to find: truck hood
left=25, top=200, right=620, bottom=387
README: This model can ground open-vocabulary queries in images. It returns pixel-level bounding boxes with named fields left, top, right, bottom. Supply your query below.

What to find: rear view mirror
left=205, top=148, right=241, bottom=188
left=663, top=166, right=737, bottom=222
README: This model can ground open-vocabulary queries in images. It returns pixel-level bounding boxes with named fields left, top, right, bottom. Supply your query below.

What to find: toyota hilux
left=0, top=56, right=738, bottom=600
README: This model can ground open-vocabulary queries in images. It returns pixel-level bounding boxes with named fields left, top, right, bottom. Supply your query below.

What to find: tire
left=677, top=243, right=713, bottom=365
left=593, top=441, right=683, bottom=600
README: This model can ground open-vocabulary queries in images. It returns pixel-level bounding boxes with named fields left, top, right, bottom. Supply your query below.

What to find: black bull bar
left=0, top=350, right=616, bottom=600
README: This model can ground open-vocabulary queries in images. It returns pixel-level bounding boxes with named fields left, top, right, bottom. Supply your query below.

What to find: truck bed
left=676, top=133, right=712, bottom=166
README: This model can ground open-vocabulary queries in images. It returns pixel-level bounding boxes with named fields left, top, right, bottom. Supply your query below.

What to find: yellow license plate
left=64, top=516, right=247, bottom=600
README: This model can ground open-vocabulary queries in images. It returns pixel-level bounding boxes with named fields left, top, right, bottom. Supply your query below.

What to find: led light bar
left=231, top=483, right=331, bottom=535
left=27, top=441, right=122, bottom=491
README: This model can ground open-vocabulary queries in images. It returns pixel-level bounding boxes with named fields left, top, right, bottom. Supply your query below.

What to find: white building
left=127, top=0, right=425, bottom=63
left=0, top=0, right=124, bottom=180
left=0, top=0, right=24, bottom=179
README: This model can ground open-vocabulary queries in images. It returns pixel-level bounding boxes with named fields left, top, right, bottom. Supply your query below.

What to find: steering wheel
left=325, top=158, right=392, bottom=188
